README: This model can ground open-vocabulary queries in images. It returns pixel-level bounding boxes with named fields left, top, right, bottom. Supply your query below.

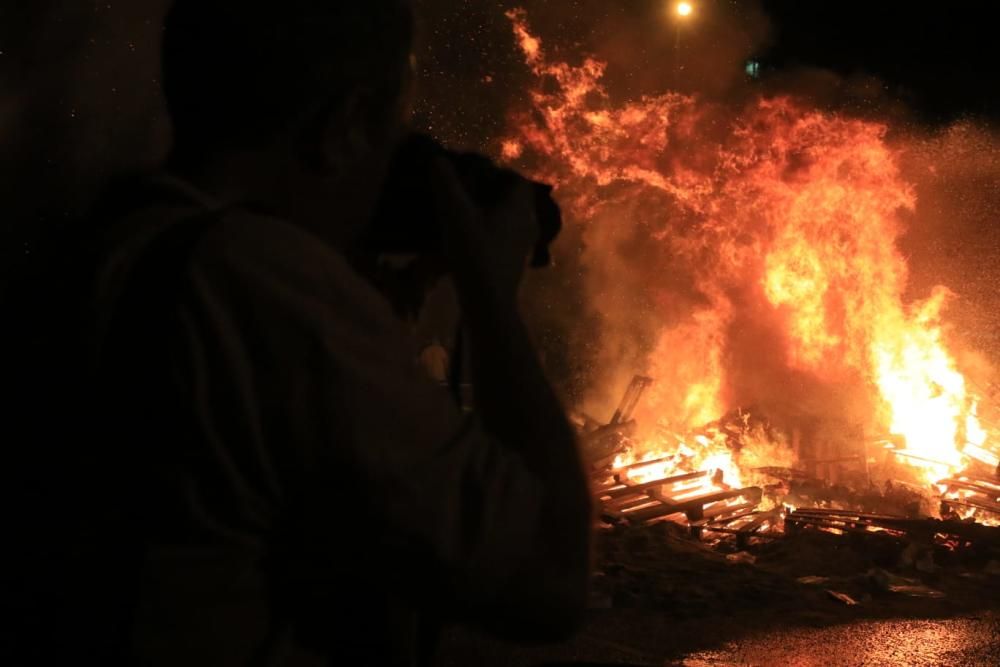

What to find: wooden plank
left=612, top=455, right=675, bottom=475
left=593, top=479, right=623, bottom=493
left=890, top=449, right=953, bottom=467
left=960, top=474, right=1000, bottom=490
left=735, top=510, right=780, bottom=534
left=938, top=478, right=1000, bottom=500
left=626, top=486, right=762, bottom=524
left=693, top=504, right=758, bottom=529
left=599, top=470, right=709, bottom=500
left=752, top=466, right=811, bottom=480
left=786, top=508, right=1000, bottom=544
left=606, top=495, right=659, bottom=512
left=786, top=517, right=906, bottom=538
left=613, top=455, right=675, bottom=473
left=695, top=507, right=784, bottom=542
left=623, top=504, right=683, bottom=523
left=790, top=508, right=913, bottom=523
left=942, top=497, right=1000, bottom=516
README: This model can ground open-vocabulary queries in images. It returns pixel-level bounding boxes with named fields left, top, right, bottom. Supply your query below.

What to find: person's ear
left=321, top=92, right=386, bottom=173
left=298, top=93, right=368, bottom=174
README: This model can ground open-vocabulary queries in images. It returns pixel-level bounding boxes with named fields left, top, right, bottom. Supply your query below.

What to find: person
left=62, top=1, right=592, bottom=665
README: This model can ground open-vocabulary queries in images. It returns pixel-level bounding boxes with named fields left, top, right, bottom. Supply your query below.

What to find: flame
left=508, top=9, right=542, bottom=65
left=500, top=139, right=523, bottom=160
left=610, top=419, right=793, bottom=513
left=502, top=11, right=991, bottom=492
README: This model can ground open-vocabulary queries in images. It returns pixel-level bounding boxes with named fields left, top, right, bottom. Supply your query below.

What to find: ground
left=439, top=612, right=1000, bottom=666
left=437, top=521, right=1000, bottom=666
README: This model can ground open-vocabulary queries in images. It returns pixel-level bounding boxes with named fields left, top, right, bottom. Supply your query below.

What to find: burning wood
left=586, top=380, right=773, bottom=529
left=609, top=375, right=654, bottom=426
left=691, top=507, right=783, bottom=551
left=578, top=375, right=653, bottom=474
left=585, top=374, right=1000, bottom=542
left=786, top=507, right=1000, bottom=549
left=596, top=467, right=762, bottom=525
left=938, top=475, right=1000, bottom=524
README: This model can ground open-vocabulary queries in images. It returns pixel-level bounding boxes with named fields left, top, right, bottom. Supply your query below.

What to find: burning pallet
left=595, top=468, right=762, bottom=525
left=692, top=507, right=784, bottom=547
left=584, top=375, right=765, bottom=526
left=786, top=507, right=1000, bottom=547
left=938, top=474, right=1000, bottom=521
left=584, top=374, right=1000, bottom=537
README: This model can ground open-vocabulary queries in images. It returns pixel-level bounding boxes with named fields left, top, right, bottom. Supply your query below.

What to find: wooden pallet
left=786, top=508, right=1000, bottom=546
left=938, top=475, right=1000, bottom=519
left=597, top=469, right=763, bottom=525
left=693, top=507, right=783, bottom=546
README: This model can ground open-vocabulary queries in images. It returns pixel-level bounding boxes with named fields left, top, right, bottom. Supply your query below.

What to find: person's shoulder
left=91, top=172, right=397, bottom=331
left=194, top=207, right=342, bottom=282
left=189, top=208, right=396, bottom=329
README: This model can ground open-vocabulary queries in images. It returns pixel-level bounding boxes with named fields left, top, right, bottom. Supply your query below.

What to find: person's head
left=162, top=0, right=415, bottom=238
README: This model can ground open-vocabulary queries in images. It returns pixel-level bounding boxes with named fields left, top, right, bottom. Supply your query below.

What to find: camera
left=365, top=133, right=562, bottom=267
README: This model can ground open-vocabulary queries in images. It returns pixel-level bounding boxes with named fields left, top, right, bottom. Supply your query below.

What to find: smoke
left=412, top=2, right=800, bottom=418
left=896, top=122, right=1000, bottom=360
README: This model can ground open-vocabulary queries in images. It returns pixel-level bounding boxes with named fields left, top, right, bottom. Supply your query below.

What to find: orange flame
left=502, top=10, right=991, bottom=489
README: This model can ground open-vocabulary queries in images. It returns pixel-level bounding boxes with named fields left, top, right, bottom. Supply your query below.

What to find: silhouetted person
left=38, top=1, right=592, bottom=665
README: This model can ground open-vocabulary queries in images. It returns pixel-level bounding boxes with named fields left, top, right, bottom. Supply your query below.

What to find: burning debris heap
left=577, top=376, right=1000, bottom=619
left=582, top=375, right=1000, bottom=533
left=586, top=396, right=765, bottom=530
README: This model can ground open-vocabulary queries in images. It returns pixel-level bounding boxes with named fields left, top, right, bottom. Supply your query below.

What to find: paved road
left=440, top=612, right=1000, bottom=666
left=677, top=614, right=1000, bottom=667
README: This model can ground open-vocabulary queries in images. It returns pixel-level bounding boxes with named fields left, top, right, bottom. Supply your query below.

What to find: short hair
left=162, top=0, right=414, bottom=150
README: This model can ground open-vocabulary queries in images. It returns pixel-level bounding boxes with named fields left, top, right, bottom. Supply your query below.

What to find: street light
left=672, top=2, right=694, bottom=68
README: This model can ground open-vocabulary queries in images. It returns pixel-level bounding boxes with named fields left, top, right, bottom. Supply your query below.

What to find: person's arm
left=432, top=159, right=593, bottom=636
left=457, top=291, right=593, bottom=639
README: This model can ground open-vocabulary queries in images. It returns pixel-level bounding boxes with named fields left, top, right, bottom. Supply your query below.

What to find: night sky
left=1, top=1, right=997, bottom=282
left=414, top=0, right=1000, bottom=153
left=414, top=0, right=771, bottom=150
left=759, top=1, right=1000, bottom=123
